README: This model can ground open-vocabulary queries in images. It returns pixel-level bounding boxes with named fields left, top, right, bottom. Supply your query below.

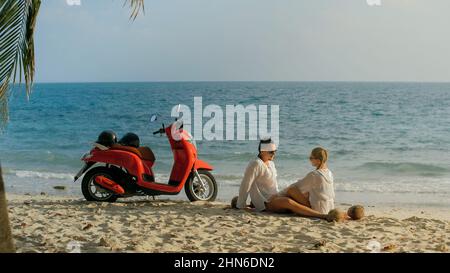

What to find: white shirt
left=236, top=157, right=279, bottom=212
left=284, top=169, right=335, bottom=214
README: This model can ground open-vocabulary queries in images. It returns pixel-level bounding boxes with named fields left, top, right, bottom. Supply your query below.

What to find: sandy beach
left=6, top=194, right=449, bottom=253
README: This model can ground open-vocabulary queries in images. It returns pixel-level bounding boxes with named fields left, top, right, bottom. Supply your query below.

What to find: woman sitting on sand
left=266, top=147, right=364, bottom=222
left=234, top=138, right=279, bottom=212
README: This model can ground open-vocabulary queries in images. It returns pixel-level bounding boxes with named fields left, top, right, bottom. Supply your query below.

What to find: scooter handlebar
left=153, top=128, right=165, bottom=135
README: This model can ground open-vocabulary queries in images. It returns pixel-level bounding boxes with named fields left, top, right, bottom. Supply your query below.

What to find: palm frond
left=125, top=0, right=145, bottom=20
left=0, top=0, right=143, bottom=130
left=0, top=0, right=41, bottom=130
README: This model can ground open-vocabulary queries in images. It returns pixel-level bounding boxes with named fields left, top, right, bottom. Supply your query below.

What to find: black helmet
left=119, top=132, right=140, bottom=148
left=97, top=130, right=118, bottom=147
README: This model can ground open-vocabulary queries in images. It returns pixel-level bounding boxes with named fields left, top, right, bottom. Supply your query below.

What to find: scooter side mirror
left=174, top=104, right=181, bottom=121
left=150, top=114, right=158, bottom=123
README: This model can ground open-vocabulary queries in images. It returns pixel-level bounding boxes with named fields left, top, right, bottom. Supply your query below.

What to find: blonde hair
left=311, top=147, right=328, bottom=169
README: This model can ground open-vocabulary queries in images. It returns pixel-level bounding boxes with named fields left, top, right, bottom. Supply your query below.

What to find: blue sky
left=35, top=0, right=450, bottom=82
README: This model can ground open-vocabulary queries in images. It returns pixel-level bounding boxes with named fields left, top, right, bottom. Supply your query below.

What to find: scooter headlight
left=185, top=132, right=197, bottom=149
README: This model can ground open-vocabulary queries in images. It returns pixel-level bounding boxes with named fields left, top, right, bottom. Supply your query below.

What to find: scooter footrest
left=142, top=174, right=155, bottom=182
left=168, top=180, right=181, bottom=186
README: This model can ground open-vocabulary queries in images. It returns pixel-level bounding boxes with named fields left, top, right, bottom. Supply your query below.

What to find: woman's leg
left=286, top=186, right=311, bottom=207
left=266, top=196, right=327, bottom=219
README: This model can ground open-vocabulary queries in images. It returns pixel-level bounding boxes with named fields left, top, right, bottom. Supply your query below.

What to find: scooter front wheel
left=185, top=170, right=218, bottom=202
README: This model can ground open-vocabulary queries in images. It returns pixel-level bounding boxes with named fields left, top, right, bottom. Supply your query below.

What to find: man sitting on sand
left=234, top=138, right=279, bottom=212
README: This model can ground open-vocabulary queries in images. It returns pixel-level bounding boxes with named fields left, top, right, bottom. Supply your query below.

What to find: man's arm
left=236, top=161, right=259, bottom=209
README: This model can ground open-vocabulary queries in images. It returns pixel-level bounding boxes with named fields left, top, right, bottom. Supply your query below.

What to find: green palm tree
left=0, top=0, right=144, bottom=253
left=0, top=0, right=144, bottom=128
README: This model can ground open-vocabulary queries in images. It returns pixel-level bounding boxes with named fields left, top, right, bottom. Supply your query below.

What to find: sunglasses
left=267, top=150, right=277, bottom=155
left=309, top=156, right=316, bottom=160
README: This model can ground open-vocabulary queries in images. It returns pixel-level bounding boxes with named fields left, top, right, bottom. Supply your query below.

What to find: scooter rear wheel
left=185, top=170, right=218, bottom=202
left=81, top=167, right=119, bottom=202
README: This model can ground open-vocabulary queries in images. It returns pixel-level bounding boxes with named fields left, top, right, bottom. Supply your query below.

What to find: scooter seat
left=111, top=144, right=155, bottom=162
left=137, top=146, right=156, bottom=162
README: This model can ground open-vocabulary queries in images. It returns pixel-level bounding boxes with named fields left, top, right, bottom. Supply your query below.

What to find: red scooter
left=74, top=117, right=218, bottom=202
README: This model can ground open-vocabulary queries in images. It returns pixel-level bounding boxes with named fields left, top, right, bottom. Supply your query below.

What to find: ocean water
left=1, top=82, right=449, bottom=207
